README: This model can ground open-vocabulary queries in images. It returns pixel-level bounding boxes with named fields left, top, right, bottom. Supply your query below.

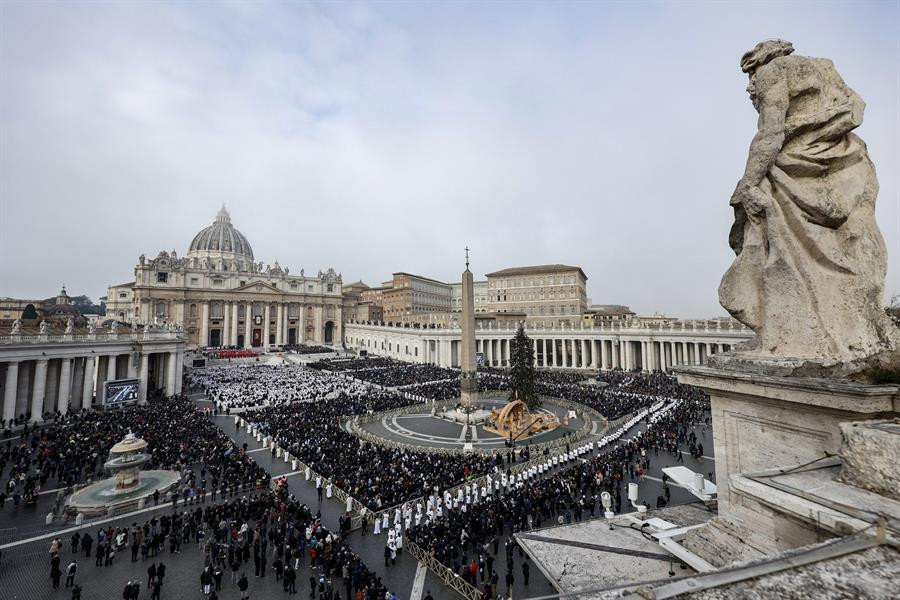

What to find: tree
left=508, top=324, right=540, bottom=409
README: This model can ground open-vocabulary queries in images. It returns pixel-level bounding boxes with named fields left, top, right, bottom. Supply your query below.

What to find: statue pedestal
left=675, top=364, right=899, bottom=558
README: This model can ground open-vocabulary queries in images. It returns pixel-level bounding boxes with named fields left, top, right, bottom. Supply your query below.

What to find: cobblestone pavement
left=0, top=394, right=713, bottom=600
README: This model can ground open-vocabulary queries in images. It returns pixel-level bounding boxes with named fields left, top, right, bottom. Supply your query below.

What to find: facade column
left=561, top=339, right=568, bottom=368
left=705, top=343, right=713, bottom=364
left=600, top=340, right=608, bottom=370
left=550, top=339, right=557, bottom=367
left=581, top=339, right=589, bottom=369
left=298, top=305, right=307, bottom=342
left=82, top=356, right=96, bottom=410
left=200, top=301, right=210, bottom=347
left=276, top=304, right=284, bottom=346
left=30, top=359, right=48, bottom=422
left=681, top=342, right=688, bottom=365
left=57, top=358, right=72, bottom=415
left=223, top=303, right=231, bottom=347
left=2, top=362, right=19, bottom=424
left=263, top=304, right=271, bottom=347
left=244, top=303, right=252, bottom=348
left=613, top=341, right=621, bottom=369
left=659, top=343, right=667, bottom=372
left=533, top=339, right=539, bottom=366
left=486, top=339, right=493, bottom=366
left=231, top=302, right=239, bottom=346
left=694, top=342, right=701, bottom=365
left=165, top=352, right=177, bottom=397
left=138, top=353, right=150, bottom=404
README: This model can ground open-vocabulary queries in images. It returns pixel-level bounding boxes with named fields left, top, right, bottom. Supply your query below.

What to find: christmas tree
left=508, top=323, right=540, bottom=409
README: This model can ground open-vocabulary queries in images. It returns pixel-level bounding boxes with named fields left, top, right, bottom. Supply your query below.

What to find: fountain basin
left=66, top=470, right=180, bottom=517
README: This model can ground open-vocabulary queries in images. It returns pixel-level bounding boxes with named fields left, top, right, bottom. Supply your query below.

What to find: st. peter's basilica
left=105, top=206, right=345, bottom=348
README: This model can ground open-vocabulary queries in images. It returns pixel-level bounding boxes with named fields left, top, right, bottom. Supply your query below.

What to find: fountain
left=65, top=432, right=180, bottom=517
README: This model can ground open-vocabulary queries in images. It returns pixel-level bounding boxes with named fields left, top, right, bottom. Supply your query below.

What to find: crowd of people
left=284, top=344, right=336, bottom=355
left=407, top=396, right=710, bottom=598
left=4, top=353, right=716, bottom=600
left=43, top=485, right=394, bottom=600
left=1, top=397, right=267, bottom=510
left=188, top=365, right=374, bottom=411
left=243, top=394, right=500, bottom=511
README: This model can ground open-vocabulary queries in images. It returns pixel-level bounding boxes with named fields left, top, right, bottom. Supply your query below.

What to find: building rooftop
left=485, top=264, right=587, bottom=280
left=391, top=272, right=452, bottom=287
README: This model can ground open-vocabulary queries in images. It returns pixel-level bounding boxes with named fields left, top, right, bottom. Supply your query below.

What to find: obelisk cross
left=465, top=246, right=470, bottom=269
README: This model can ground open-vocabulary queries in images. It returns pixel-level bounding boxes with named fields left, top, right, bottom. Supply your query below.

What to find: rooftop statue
left=719, top=40, right=897, bottom=366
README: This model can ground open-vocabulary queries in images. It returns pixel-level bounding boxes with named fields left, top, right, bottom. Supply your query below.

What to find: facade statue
left=88, top=321, right=96, bottom=334
left=719, top=40, right=897, bottom=364
left=11, top=319, right=21, bottom=334
left=65, top=317, right=74, bottom=334
left=110, top=321, right=118, bottom=333
left=39, top=320, right=49, bottom=334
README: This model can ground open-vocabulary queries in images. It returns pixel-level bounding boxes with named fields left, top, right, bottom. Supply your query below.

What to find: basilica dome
left=187, top=206, right=254, bottom=262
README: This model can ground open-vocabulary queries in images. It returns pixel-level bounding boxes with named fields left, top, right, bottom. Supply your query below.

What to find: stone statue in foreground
left=719, top=40, right=897, bottom=366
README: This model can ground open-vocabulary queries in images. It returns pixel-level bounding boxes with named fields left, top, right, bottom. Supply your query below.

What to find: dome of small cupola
left=187, top=205, right=254, bottom=262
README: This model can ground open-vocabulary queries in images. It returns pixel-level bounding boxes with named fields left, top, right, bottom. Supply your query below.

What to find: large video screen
left=104, top=379, right=139, bottom=406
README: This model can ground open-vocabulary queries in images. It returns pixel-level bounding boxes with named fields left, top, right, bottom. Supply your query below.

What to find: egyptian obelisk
left=459, top=248, right=479, bottom=409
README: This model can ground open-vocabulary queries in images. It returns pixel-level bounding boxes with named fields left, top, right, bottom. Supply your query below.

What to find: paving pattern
left=357, top=397, right=601, bottom=451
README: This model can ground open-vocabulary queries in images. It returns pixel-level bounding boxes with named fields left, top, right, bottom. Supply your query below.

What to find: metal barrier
left=406, top=539, right=483, bottom=600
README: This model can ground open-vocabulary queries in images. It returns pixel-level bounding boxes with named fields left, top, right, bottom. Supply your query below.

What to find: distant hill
left=43, top=294, right=106, bottom=315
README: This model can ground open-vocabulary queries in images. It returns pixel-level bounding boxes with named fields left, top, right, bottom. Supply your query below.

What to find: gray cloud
left=1, top=1, right=897, bottom=317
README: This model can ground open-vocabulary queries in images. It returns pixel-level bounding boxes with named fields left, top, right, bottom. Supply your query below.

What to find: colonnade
left=0, top=332, right=185, bottom=424
left=344, top=321, right=750, bottom=371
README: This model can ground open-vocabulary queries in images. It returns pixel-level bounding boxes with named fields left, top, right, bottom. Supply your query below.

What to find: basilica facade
left=106, top=207, right=345, bottom=348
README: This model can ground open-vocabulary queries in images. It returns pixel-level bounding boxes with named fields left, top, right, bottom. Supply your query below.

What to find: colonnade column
left=550, top=340, right=557, bottom=367
left=57, top=358, right=72, bottom=414
left=165, top=352, right=177, bottom=397
left=82, top=356, right=95, bottom=409
left=590, top=340, right=598, bottom=369
left=107, top=353, right=117, bottom=382
left=600, top=340, right=608, bottom=370
left=561, top=339, right=568, bottom=368
left=175, top=351, right=183, bottom=395
left=138, top=352, right=149, bottom=404
left=30, top=359, right=48, bottom=422
left=200, top=302, right=210, bottom=347
left=263, top=304, right=271, bottom=347
left=533, top=339, right=539, bottom=366
left=693, top=343, right=701, bottom=365
left=3, top=362, right=19, bottom=423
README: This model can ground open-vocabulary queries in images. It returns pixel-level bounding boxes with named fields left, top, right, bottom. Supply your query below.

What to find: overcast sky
left=1, top=1, right=897, bottom=317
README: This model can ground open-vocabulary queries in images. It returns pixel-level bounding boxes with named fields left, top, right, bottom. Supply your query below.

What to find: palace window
left=211, top=302, right=222, bottom=318
left=327, top=284, right=334, bottom=292
left=156, top=301, right=167, bottom=316
left=118, top=292, right=127, bottom=298
left=190, top=277, right=199, bottom=286
left=157, top=272, right=168, bottom=283
left=190, top=304, right=198, bottom=317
